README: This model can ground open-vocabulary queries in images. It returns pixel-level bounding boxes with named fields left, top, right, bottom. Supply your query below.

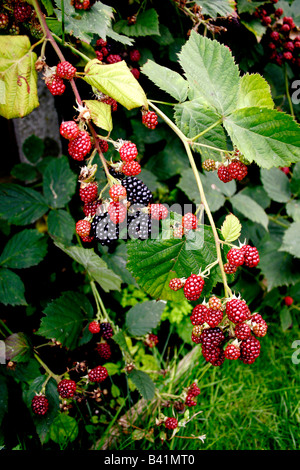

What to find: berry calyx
left=79, top=182, right=98, bottom=203
left=183, top=274, right=205, bottom=301
left=76, top=219, right=91, bottom=238
left=68, top=130, right=92, bottom=160
left=109, top=184, right=127, bottom=202
left=165, top=417, right=178, bottom=430
left=88, top=321, right=101, bottom=334
left=56, top=61, right=77, bottom=80
left=150, top=204, right=169, bottom=220
left=227, top=248, right=245, bottom=267
left=182, top=213, right=198, bottom=230
left=169, top=278, right=184, bottom=291
left=122, top=161, right=141, bottom=176
left=88, top=365, right=108, bottom=383
left=119, top=141, right=138, bottom=162
left=57, top=379, right=77, bottom=398
left=60, top=121, right=80, bottom=140
left=142, top=111, right=158, bottom=130
left=31, top=395, right=49, bottom=416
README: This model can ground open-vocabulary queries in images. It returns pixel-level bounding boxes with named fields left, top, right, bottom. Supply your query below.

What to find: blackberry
left=127, top=207, right=153, bottom=240
left=234, top=322, right=251, bottom=340
left=205, top=308, right=223, bottom=327
left=165, top=417, right=178, bottom=430
left=200, top=327, right=225, bottom=348
left=88, top=365, right=108, bottom=383
left=240, top=336, right=261, bottom=364
left=96, top=342, right=111, bottom=360
left=109, top=167, right=125, bottom=180
left=122, top=177, right=153, bottom=206
left=100, top=322, right=113, bottom=339
left=31, top=395, right=49, bottom=416
left=90, top=213, right=119, bottom=246
left=185, top=394, right=197, bottom=407
left=190, top=304, right=209, bottom=325
left=57, top=379, right=77, bottom=398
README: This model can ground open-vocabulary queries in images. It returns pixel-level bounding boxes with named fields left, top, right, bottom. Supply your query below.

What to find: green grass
left=101, top=318, right=300, bottom=451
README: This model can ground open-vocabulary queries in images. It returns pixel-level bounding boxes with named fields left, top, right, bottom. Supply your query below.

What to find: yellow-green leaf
left=221, top=214, right=242, bottom=242
left=0, top=36, right=39, bottom=119
left=237, top=73, right=274, bottom=110
left=83, top=59, right=148, bottom=110
left=84, top=100, right=112, bottom=132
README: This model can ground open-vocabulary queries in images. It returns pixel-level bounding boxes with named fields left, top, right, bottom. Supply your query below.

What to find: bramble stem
left=148, top=100, right=232, bottom=298
left=34, top=352, right=61, bottom=383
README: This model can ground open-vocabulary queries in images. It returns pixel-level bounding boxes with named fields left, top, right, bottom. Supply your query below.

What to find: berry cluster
left=184, top=382, right=201, bottom=408
left=144, top=333, right=159, bottom=348
left=225, top=243, right=260, bottom=274
left=43, top=61, right=77, bottom=96
left=203, top=150, right=248, bottom=184
left=0, top=1, right=44, bottom=38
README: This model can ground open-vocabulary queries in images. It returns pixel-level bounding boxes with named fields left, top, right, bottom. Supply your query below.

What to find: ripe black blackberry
left=109, top=167, right=125, bottom=180
left=127, top=207, right=153, bottom=240
left=121, top=176, right=153, bottom=206
left=100, top=322, right=113, bottom=339
left=90, top=213, right=120, bottom=246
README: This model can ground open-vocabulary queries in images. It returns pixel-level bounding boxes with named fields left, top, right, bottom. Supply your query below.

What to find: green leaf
left=126, top=300, right=166, bottom=336
left=279, top=222, right=300, bottom=258
left=0, top=229, right=47, bottom=269
left=113, top=9, right=160, bottom=37
left=141, top=60, right=188, bottom=102
left=127, top=228, right=224, bottom=301
left=237, top=73, right=274, bottom=110
left=102, top=243, right=136, bottom=285
left=260, top=168, right=291, bottom=203
left=241, top=19, right=266, bottom=42
left=11, top=163, right=37, bottom=182
left=291, top=162, right=300, bottom=196
left=54, top=0, right=113, bottom=43
left=0, top=268, right=27, bottom=306
left=280, top=306, right=293, bottom=331
left=50, top=414, right=79, bottom=445
left=41, top=0, right=54, bottom=15
left=22, top=135, right=45, bottom=164
left=0, top=376, right=8, bottom=426
left=46, top=18, right=63, bottom=36
left=0, top=36, right=39, bottom=119
left=83, top=59, right=148, bottom=110
left=196, top=0, right=236, bottom=17
left=174, top=100, right=227, bottom=159
left=241, top=185, right=271, bottom=209
left=286, top=201, right=300, bottom=222
left=230, top=193, right=269, bottom=230
left=55, top=243, right=122, bottom=292
left=47, top=209, right=75, bottom=245
left=43, top=156, right=76, bottom=209
left=223, top=107, right=300, bottom=169
left=84, top=100, right=112, bottom=132
left=113, top=330, right=131, bottom=356
left=36, top=291, right=91, bottom=349
left=106, top=28, right=134, bottom=46
left=237, top=0, right=266, bottom=14
left=105, top=362, right=121, bottom=376
left=5, top=332, right=31, bottom=363
left=0, top=183, right=48, bottom=226
left=128, top=369, right=155, bottom=400
left=145, top=139, right=188, bottom=180
left=221, top=214, right=242, bottom=242
left=178, top=31, right=240, bottom=115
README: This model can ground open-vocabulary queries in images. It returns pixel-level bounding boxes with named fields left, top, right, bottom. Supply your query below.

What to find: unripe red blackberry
left=208, top=296, right=222, bottom=311
left=96, top=38, right=107, bottom=47
left=60, top=121, right=80, bottom=140
left=96, top=342, right=111, bottom=359
left=142, top=111, right=158, bottom=129
left=284, top=296, right=293, bottom=306
left=107, top=54, right=122, bottom=64
left=202, top=345, right=221, bottom=363
left=251, top=313, right=268, bottom=338
left=234, top=322, right=251, bottom=340
left=209, top=349, right=226, bottom=366
left=205, top=308, right=223, bottom=327
left=240, top=336, right=261, bottom=364
left=14, top=2, right=32, bottom=22
left=224, top=343, right=240, bottom=360
left=96, top=50, right=104, bottom=61
left=79, top=182, right=98, bottom=203
left=107, top=201, right=127, bottom=224
left=46, top=75, right=66, bottom=96
left=83, top=200, right=101, bottom=217
left=145, top=333, right=159, bottom=348
left=0, top=13, right=9, bottom=29
left=284, top=41, right=294, bottom=52
left=191, top=333, right=202, bottom=344
left=76, top=219, right=91, bottom=238
left=217, top=165, right=233, bottom=183
left=242, top=245, right=260, bottom=268
left=270, top=31, right=280, bottom=41
left=283, top=52, right=293, bottom=61
left=129, top=49, right=141, bottom=62
left=281, top=24, right=290, bottom=33
left=228, top=160, right=248, bottom=181
left=169, top=278, right=184, bottom=291
left=275, top=8, right=283, bottom=17
left=119, top=141, right=138, bottom=162
left=122, top=161, right=141, bottom=176
left=57, top=379, right=77, bottom=398
left=72, top=0, right=90, bottom=10
left=101, top=96, right=118, bottom=111
left=190, top=304, right=209, bottom=325
left=165, top=417, right=178, bottom=430
left=109, top=184, right=127, bottom=202
left=150, top=204, right=169, bottom=220
left=99, top=139, right=109, bottom=153
left=185, top=394, right=197, bottom=407
left=81, top=235, right=94, bottom=243
left=227, top=248, right=245, bottom=267
left=200, top=327, right=225, bottom=348
left=202, top=159, right=216, bottom=171
left=56, top=61, right=77, bottom=80
left=131, top=68, right=140, bottom=80
left=100, top=322, right=113, bottom=339
left=226, top=298, right=250, bottom=324
left=224, top=262, right=237, bottom=274
left=88, top=365, right=108, bottom=383
left=182, top=213, right=198, bottom=230
left=183, top=274, right=205, bottom=301
left=68, top=130, right=92, bottom=160
left=88, top=321, right=101, bottom=334
left=31, top=395, right=49, bottom=415
left=173, top=225, right=184, bottom=239
left=188, top=382, right=201, bottom=397
left=192, top=325, right=203, bottom=338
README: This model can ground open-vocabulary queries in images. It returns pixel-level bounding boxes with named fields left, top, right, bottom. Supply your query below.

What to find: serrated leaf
left=0, top=229, right=47, bottom=269
left=286, top=201, right=300, bottom=222
left=55, top=243, right=122, bottom=292
left=178, top=31, right=240, bottom=115
left=84, top=100, right=112, bottom=132
left=141, top=60, right=188, bottom=102
left=260, top=168, right=291, bottom=203
left=83, top=59, right=147, bottom=110
left=0, top=35, right=39, bottom=118
left=5, top=332, right=31, bottom=363
left=0, top=183, right=48, bottom=226
left=41, top=0, right=54, bottom=15
left=43, top=156, right=76, bottom=209
left=196, top=0, right=236, bottom=17
left=36, top=291, right=91, bottom=349
left=0, top=268, right=27, bottom=306
left=279, top=222, right=300, bottom=258
left=54, top=0, right=113, bottom=44
left=126, top=300, right=166, bottom=336
left=113, top=330, right=131, bottom=355
left=221, top=214, right=242, bottom=242
left=106, top=28, right=134, bottom=46
left=237, top=0, right=266, bottom=14
left=128, top=369, right=155, bottom=400
left=113, top=9, right=160, bottom=37
left=50, top=414, right=78, bottom=445
left=291, top=162, right=300, bottom=196
left=224, top=107, right=300, bottom=168
left=230, top=193, right=268, bottom=230
left=47, top=209, right=75, bottom=245
left=127, top=228, right=224, bottom=301
left=237, top=73, right=274, bottom=110
left=11, top=163, right=37, bottom=182
left=22, top=135, right=45, bottom=164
